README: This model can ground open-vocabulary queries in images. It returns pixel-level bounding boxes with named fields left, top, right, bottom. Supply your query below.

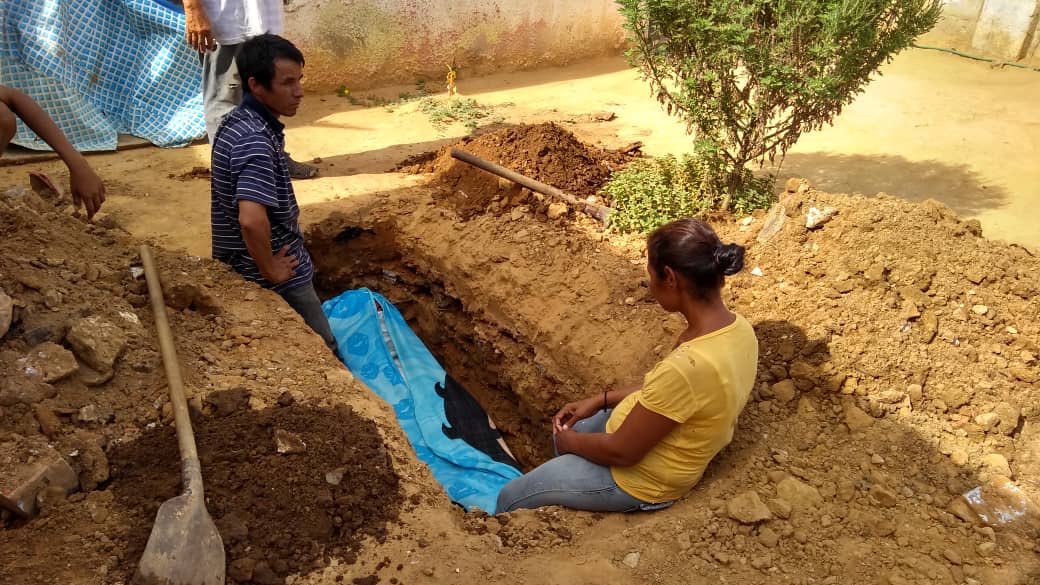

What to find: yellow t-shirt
left=606, top=314, right=758, bottom=503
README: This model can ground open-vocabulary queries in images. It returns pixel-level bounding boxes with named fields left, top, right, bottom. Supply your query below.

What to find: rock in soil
left=0, top=288, right=12, bottom=339
left=274, top=428, right=307, bottom=454
left=727, top=490, right=773, bottom=524
left=20, top=342, right=79, bottom=383
left=65, top=316, right=128, bottom=373
left=776, top=478, right=823, bottom=512
left=0, top=436, right=79, bottom=517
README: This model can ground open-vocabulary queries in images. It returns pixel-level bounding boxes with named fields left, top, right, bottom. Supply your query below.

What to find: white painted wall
left=921, top=0, right=1040, bottom=63
left=281, top=0, right=627, bottom=91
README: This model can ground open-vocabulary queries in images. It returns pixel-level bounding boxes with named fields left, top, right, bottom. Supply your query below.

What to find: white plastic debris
left=751, top=267, right=765, bottom=277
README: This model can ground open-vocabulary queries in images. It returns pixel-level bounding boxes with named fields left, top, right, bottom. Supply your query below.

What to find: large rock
left=66, top=316, right=127, bottom=373
left=0, top=436, right=79, bottom=517
left=20, top=342, right=79, bottom=383
left=845, top=404, right=875, bottom=432
left=776, top=477, right=823, bottom=512
left=0, top=288, right=12, bottom=339
left=0, top=376, right=57, bottom=406
left=726, top=491, right=773, bottom=524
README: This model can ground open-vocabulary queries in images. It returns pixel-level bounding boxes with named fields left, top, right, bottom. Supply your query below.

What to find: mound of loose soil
left=109, top=400, right=401, bottom=584
left=402, top=123, right=634, bottom=218
left=307, top=175, right=1040, bottom=584
left=5, top=123, right=1040, bottom=585
left=0, top=188, right=419, bottom=585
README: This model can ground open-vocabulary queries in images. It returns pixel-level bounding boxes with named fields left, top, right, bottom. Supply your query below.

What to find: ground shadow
left=772, top=152, right=1009, bottom=217
left=312, top=137, right=457, bottom=177
left=106, top=397, right=403, bottom=585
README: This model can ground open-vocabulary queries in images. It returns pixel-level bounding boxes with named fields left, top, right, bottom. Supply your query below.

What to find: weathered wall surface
left=921, top=0, right=1040, bottom=64
left=282, top=0, right=627, bottom=92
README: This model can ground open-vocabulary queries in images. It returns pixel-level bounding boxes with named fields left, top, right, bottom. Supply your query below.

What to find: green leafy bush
left=604, top=142, right=773, bottom=233
left=617, top=0, right=941, bottom=210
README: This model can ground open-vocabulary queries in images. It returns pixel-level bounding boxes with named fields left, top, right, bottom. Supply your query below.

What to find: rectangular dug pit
left=308, top=223, right=565, bottom=469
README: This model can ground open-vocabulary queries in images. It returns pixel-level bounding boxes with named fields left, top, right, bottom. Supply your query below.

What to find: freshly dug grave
left=400, top=122, right=635, bottom=219
left=302, top=168, right=1040, bottom=584
left=308, top=223, right=558, bottom=469
left=4, top=126, right=1040, bottom=585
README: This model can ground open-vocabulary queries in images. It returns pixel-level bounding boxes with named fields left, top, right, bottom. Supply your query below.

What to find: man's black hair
left=236, top=34, right=305, bottom=94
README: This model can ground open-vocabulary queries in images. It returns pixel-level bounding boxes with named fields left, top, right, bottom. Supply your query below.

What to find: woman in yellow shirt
left=496, top=218, right=759, bottom=513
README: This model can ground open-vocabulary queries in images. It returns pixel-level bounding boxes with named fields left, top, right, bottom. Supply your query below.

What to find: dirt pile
left=401, top=123, right=634, bottom=218
left=0, top=186, right=414, bottom=585
left=110, top=399, right=401, bottom=583
left=4, top=121, right=1040, bottom=585
left=305, top=163, right=1040, bottom=584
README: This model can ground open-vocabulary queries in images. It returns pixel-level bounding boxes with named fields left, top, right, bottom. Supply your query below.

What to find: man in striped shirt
left=210, top=34, right=336, bottom=352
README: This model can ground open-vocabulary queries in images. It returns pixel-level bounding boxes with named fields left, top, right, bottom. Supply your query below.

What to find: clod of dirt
left=65, top=316, right=127, bottom=373
left=20, top=342, right=79, bottom=383
left=0, top=288, right=12, bottom=338
left=204, top=386, right=250, bottom=417
left=726, top=491, right=772, bottom=524
left=402, top=123, right=635, bottom=218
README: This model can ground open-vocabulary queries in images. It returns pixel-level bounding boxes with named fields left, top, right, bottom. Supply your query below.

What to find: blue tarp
left=0, top=0, right=205, bottom=151
left=325, top=289, right=522, bottom=514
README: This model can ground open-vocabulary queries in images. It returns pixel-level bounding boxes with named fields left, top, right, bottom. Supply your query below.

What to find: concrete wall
left=921, top=0, right=1040, bottom=63
left=282, top=0, right=627, bottom=92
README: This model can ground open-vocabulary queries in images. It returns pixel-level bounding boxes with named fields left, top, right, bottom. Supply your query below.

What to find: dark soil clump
left=402, top=123, right=635, bottom=218
left=109, top=401, right=402, bottom=584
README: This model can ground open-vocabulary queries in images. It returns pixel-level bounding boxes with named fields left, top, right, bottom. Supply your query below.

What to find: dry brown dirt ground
left=2, top=124, right=1040, bottom=585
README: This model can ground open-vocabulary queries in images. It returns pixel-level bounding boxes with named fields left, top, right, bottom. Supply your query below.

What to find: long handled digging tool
left=449, top=148, right=612, bottom=224
left=134, top=245, right=225, bottom=585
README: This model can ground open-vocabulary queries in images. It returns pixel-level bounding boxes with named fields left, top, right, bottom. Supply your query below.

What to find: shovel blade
left=133, top=494, right=225, bottom=585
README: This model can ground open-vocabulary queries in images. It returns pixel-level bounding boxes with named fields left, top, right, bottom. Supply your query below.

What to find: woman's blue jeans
left=495, top=410, right=674, bottom=514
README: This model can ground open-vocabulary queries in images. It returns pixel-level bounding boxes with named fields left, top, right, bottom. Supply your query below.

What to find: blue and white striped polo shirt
left=210, top=94, right=313, bottom=293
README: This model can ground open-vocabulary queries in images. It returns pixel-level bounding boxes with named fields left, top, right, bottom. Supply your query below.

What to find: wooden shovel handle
left=140, top=245, right=204, bottom=498
left=450, top=148, right=611, bottom=224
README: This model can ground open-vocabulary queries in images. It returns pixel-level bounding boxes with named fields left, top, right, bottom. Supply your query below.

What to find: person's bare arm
left=555, top=403, right=678, bottom=466
left=553, top=379, right=644, bottom=433
left=238, top=201, right=298, bottom=284
left=182, top=0, right=215, bottom=52
left=0, top=86, right=106, bottom=218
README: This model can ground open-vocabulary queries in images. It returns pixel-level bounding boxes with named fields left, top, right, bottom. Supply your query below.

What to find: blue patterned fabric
left=324, top=289, right=522, bottom=513
left=0, top=0, right=204, bottom=151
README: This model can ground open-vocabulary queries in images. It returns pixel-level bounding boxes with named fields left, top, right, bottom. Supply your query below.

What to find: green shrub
left=604, top=142, right=772, bottom=233
left=617, top=0, right=941, bottom=209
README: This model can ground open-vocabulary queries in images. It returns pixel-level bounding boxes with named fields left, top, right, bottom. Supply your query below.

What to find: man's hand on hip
left=266, top=245, right=299, bottom=284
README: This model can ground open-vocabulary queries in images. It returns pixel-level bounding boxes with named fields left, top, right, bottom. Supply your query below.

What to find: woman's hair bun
left=714, top=243, right=745, bottom=276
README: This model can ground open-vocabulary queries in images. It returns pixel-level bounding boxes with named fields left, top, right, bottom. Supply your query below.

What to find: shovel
left=134, top=245, right=225, bottom=585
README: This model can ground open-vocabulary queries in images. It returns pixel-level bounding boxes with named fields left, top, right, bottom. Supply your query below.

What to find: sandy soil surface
left=2, top=45, right=1040, bottom=585
left=2, top=119, right=1039, bottom=585
left=0, top=48, right=1037, bottom=253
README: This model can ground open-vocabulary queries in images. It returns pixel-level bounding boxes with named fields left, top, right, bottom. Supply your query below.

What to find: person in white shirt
left=182, top=0, right=317, bottom=178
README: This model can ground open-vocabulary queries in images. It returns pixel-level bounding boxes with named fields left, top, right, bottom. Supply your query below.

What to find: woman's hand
left=554, top=428, right=579, bottom=454
left=553, top=396, right=602, bottom=434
